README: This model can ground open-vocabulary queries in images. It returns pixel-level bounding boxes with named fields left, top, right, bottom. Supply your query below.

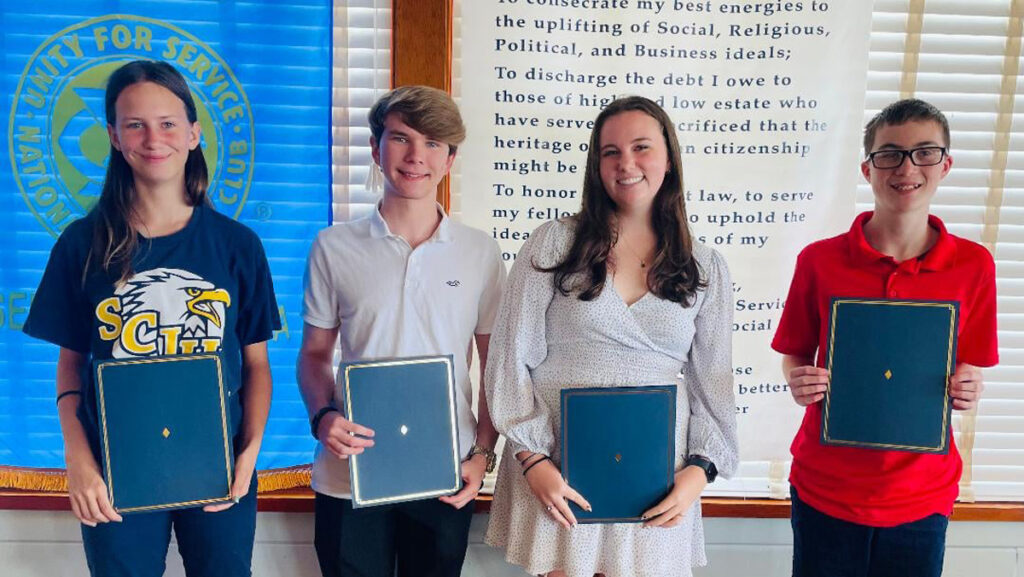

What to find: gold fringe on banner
left=0, top=465, right=313, bottom=494
left=256, top=465, right=312, bottom=493
left=0, top=466, right=68, bottom=492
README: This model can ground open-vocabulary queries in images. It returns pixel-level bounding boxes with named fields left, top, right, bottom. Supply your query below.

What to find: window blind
left=331, top=0, right=391, bottom=223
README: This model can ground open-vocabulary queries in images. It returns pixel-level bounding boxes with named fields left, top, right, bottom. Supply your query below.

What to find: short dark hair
left=368, top=85, right=466, bottom=155
left=863, top=98, right=950, bottom=156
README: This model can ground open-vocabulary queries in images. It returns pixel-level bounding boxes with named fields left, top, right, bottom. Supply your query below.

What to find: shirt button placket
left=406, top=251, right=420, bottom=291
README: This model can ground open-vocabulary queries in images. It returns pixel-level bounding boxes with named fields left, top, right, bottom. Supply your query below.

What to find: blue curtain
left=0, top=0, right=331, bottom=481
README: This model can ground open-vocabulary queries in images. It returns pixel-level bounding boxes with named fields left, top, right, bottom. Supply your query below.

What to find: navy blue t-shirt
left=24, top=204, right=281, bottom=458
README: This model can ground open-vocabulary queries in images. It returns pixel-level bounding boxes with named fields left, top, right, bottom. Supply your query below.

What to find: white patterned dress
left=484, top=219, right=738, bottom=577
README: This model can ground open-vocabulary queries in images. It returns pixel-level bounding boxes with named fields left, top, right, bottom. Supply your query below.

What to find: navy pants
left=791, top=487, right=948, bottom=577
left=81, top=476, right=257, bottom=577
left=314, top=492, right=474, bottom=577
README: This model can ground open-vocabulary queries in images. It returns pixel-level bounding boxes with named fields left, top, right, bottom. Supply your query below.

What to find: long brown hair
left=88, top=60, right=209, bottom=285
left=539, top=96, right=705, bottom=305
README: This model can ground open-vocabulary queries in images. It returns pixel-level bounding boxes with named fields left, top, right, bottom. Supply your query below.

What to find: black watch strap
left=311, top=406, right=340, bottom=440
left=685, top=454, right=718, bottom=483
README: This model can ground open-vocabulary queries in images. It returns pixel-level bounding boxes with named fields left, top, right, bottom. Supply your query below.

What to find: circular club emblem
left=8, top=15, right=255, bottom=237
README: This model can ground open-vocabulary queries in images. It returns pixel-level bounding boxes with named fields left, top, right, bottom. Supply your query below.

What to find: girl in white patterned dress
left=484, top=96, right=739, bottom=577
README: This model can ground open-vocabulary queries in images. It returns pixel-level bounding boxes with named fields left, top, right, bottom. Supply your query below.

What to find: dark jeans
left=314, top=492, right=474, bottom=577
left=791, top=487, right=948, bottom=577
left=81, top=476, right=258, bottom=577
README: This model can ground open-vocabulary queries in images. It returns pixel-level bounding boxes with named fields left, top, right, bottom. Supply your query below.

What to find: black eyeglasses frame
left=866, top=146, right=948, bottom=169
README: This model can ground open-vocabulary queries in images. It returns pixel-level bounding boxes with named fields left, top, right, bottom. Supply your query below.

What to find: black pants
left=791, top=487, right=948, bottom=577
left=314, top=493, right=474, bottom=577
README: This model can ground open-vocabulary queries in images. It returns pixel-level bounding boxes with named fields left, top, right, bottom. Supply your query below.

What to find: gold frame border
left=343, top=355, right=461, bottom=507
left=95, top=354, right=233, bottom=513
left=823, top=299, right=956, bottom=452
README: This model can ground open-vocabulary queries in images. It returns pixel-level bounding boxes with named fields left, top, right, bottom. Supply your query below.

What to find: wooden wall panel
left=391, top=0, right=453, bottom=208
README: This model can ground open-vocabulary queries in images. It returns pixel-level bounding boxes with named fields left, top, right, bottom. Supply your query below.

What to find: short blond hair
left=368, top=85, right=466, bottom=154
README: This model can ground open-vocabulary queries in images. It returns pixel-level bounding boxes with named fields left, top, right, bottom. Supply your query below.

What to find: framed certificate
left=94, top=354, right=234, bottom=513
left=822, top=298, right=958, bottom=453
left=342, top=355, right=461, bottom=507
left=561, top=385, right=676, bottom=523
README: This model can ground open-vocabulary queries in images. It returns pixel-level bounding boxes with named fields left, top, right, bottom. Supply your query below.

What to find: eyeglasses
left=866, top=146, right=947, bottom=169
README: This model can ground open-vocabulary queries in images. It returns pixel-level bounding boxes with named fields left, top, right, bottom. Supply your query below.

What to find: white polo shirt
left=303, top=203, right=506, bottom=499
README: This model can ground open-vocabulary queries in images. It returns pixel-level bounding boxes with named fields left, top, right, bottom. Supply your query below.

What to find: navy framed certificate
left=822, top=298, right=959, bottom=453
left=94, top=354, right=234, bottom=514
left=343, top=355, right=461, bottom=508
left=561, top=385, right=676, bottom=523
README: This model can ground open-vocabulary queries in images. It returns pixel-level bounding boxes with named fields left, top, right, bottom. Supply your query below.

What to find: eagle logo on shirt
left=95, top=268, right=232, bottom=358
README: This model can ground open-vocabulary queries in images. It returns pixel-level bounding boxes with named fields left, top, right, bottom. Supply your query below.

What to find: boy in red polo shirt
left=772, top=99, right=999, bottom=577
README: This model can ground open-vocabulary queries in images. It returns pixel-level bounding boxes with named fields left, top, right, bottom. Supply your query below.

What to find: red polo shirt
left=772, top=211, right=999, bottom=527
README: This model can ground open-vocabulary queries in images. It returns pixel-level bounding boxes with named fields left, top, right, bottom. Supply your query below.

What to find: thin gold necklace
left=616, top=235, right=649, bottom=268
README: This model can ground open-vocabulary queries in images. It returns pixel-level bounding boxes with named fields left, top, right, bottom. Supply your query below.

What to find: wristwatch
left=468, top=444, right=497, bottom=473
left=685, top=454, right=718, bottom=483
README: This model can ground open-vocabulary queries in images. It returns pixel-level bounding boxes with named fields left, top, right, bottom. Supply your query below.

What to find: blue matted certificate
left=343, top=355, right=461, bottom=508
left=560, top=385, right=676, bottom=523
left=94, top=354, right=234, bottom=514
left=822, top=298, right=959, bottom=453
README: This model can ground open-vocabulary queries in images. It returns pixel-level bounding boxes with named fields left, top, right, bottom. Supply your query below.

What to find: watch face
left=687, top=456, right=716, bottom=483
left=470, top=445, right=496, bottom=473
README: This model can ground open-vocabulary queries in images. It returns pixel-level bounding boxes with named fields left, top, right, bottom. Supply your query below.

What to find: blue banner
left=1, top=1, right=330, bottom=475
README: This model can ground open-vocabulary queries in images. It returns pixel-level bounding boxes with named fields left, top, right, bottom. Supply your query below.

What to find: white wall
left=1, top=510, right=1021, bottom=576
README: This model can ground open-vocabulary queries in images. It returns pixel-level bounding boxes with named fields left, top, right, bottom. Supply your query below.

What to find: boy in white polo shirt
left=298, top=86, right=505, bottom=577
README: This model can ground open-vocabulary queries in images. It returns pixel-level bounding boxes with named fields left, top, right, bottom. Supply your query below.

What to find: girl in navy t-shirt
left=24, top=60, right=280, bottom=577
